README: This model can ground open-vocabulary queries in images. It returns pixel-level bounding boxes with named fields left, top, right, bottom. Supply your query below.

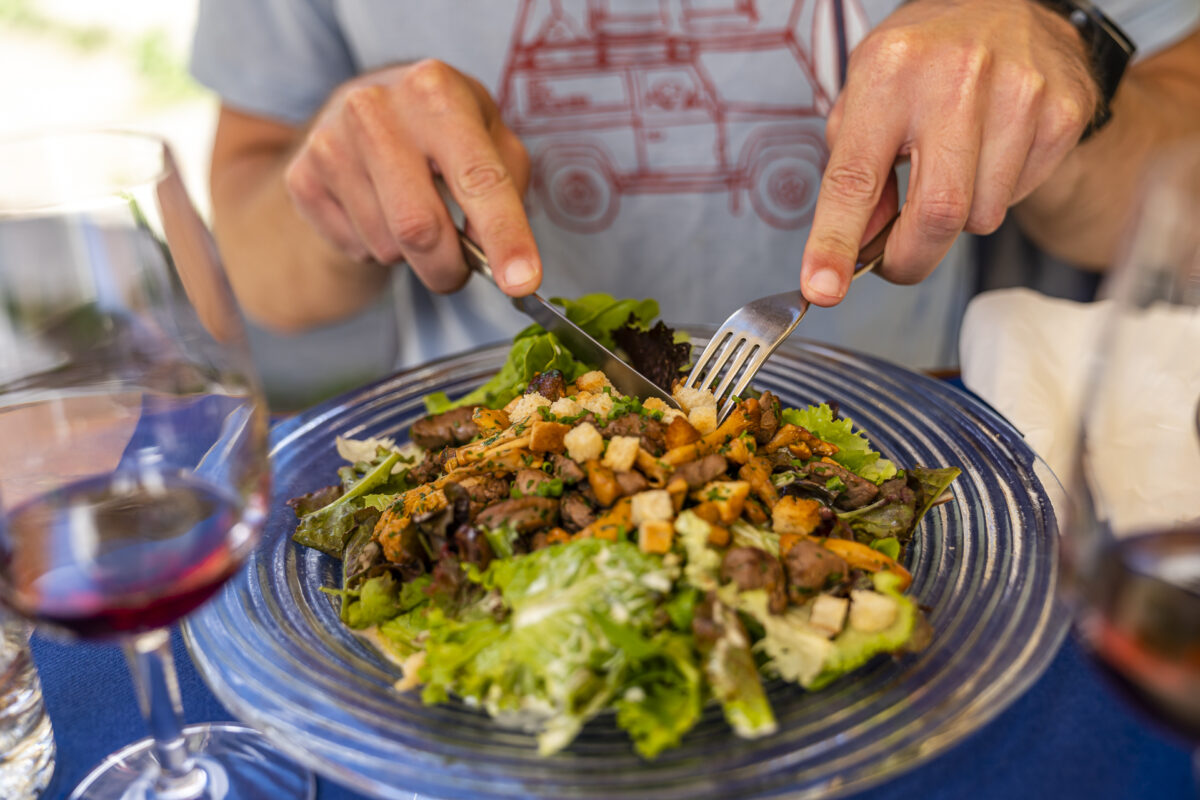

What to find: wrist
left=1028, top=0, right=1136, bottom=138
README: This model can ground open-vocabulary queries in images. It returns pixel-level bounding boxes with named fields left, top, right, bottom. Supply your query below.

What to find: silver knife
left=455, top=231, right=680, bottom=408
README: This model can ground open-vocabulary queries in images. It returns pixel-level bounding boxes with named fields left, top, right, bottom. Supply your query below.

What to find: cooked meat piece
left=453, top=524, right=493, bottom=568
left=408, top=447, right=451, bottom=485
left=474, top=497, right=560, bottom=533
left=673, top=454, right=729, bottom=489
left=600, top=413, right=666, bottom=455
left=443, top=481, right=473, bottom=528
left=783, top=539, right=849, bottom=594
left=764, top=449, right=794, bottom=470
left=559, top=492, right=596, bottom=531
left=455, top=475, right=510, bottom=515
left=410, top=406, right=480, bottom=450
left=757, top=391, right=782, bottom=445
left=614, top=470, right=648, bottom=496
left=547, top=453, right=586, bottom=484
left=527, top=369, right=566, bottom=401
left=512, top=468, right=555, bottom=497
left=720, top=546, right=787, bottom=614
left=879, top=476, right=916, bottom=505
left=804, top=462, right=879, bottom=510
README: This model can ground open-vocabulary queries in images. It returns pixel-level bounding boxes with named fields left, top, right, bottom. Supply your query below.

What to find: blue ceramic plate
left=185, top=336, right=1068, bottom=799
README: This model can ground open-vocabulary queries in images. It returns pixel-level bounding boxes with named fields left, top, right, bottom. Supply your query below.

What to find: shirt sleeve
left=189, top=0, right=358, bottom=124
left=1095, top=0, right=1200, bottom=58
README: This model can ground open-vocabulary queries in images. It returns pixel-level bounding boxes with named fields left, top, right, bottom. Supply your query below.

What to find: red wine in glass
left=1077, top=526, right=1200, bottom=743
left=0, top=472, right=261, bottom=639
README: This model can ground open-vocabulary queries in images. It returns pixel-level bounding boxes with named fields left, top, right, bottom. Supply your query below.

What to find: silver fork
left=684, top=214, right=897, bottom=421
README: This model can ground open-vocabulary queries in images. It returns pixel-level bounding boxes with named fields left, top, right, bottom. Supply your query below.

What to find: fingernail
left=504, top=258, right=537, bottom=289
left=807, top=268, right=844, bottom=299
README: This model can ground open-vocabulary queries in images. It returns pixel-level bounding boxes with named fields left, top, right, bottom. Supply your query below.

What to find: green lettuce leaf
left=781, top=404, right=897, bottom=483
left=551, top=294, right=659, bottom=349
left=910, top=466, right=961, bottom=526
left=292, top=451, right=402, bottom=557
left=424, top=328, right=588, bottom=414
left=418, top=539, right=681, bottom=756
left=613, top=632, right=704, bottom=759
left=696, top=597, right=777, bottom=739
left=807, top=571, right=919, bottom=690
left=726, top=586, right=835, bottom=689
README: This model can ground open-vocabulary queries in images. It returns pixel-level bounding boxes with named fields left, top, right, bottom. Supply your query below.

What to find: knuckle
left=282, top=159, right=317, bottom=204
left=916, top=190, right=970, bottom=238
left=1003, top=64, right=1047, bottom=110
left=454, top=161, right=513, bottom=198
left=810, top=228, right=862, bottom=261
left=822, top=160, right=882, bottom=204
left=958, top=42, right=991, bottom=80
left=857, top=29, right=919, bottom=74
left=341, top=84, right=386, bottom=123
left=387, top=209, right=442, bottom=253
left=1044, top=95, right=1089, bottom=141
left=402, top=59, right=460, bottom=111
left=303, top=128, right=341, bottom=169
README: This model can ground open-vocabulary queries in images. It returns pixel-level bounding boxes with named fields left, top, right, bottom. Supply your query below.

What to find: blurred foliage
left=0, top=0, right=203, bottom=105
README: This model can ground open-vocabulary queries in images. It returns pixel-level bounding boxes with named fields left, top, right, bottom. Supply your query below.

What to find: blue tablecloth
left=22, top=379, right=1197, bottom=799
left=28, top=628, right=1195, bottom=799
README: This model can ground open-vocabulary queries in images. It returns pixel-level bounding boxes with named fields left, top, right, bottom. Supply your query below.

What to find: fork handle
left=851, top=212, right=898, bottom=282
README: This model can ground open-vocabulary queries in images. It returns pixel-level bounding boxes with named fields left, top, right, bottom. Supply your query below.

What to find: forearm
left=1015, top=29, right=1200, bottom=269
left=208, top=112, right=391, bottom=333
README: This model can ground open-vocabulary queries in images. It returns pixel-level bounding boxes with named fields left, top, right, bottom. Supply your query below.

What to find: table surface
left=29, top=624, right=1195, bottom=800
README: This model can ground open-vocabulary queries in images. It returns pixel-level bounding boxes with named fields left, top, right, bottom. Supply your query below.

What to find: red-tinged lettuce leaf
left=612, top=318, right=692, bottom=392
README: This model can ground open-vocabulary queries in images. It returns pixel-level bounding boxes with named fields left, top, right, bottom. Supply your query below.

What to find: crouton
left=638, top=519, right=675, bottom=554
left=630, top=489, right=674, bottom=525
left=563, top=421, right=604, bottom=463
left=529, top=420, right=570, bottom=453
left=673, top=385, right=716, bottom=413
left=576, top=370, right=614, bottom=393
left=602, top=435, right=640, bottom=472
left=549, top=396, right=584, bottom=419
left=688, top=405, right=718, bottom=435
left=771, top=496, right=823, bottom=536
left=504, top=392, right=551, bottom=425
left=575, top=390, right=614, bottom=418
left=692, top=480, right=750, bottom=524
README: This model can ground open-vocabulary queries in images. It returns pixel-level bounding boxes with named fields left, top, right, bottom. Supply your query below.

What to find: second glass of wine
left=0, top=130, right=314, bottom=798
left=1058, top=139, right=1200, bottom=780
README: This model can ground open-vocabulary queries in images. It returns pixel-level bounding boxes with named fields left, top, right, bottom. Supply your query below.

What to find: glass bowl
left=184, top=335, right=1068, bottom=799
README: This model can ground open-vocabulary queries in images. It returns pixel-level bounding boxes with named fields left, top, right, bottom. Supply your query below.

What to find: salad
left=289, top=295, right=959, bottom=759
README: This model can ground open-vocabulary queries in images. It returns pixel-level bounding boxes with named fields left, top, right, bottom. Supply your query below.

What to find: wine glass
left=0, top=130, right=314, bottom=798
left=1058, top=140, right=1200, bottom=773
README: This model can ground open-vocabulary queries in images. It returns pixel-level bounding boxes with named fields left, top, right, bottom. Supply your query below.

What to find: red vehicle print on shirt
left=497, top=0, right=868, bottom=232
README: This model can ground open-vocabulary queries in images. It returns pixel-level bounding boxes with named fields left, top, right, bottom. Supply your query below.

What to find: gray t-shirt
left=191, top=0, right=1199, bottom=389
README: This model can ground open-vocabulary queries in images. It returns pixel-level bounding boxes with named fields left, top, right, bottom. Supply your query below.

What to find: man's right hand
left=283, top=59, right=541, bottom=296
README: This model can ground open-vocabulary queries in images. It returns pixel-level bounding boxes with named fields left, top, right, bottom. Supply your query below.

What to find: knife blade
left=456, top=231, right=680, bottom=407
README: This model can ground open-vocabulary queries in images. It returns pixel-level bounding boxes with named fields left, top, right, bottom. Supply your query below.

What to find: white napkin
left=959, top=288, right=1200, bottom=533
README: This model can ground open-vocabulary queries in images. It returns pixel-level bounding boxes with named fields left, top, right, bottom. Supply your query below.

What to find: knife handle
left=455, top=229, right=495, bottom=283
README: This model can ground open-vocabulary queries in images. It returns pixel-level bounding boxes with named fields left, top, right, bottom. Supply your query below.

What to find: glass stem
left=123, top=629, right=206, bottom=795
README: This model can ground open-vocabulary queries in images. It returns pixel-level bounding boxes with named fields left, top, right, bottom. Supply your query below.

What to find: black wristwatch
left=1034, top=0, right=1137, bottom=138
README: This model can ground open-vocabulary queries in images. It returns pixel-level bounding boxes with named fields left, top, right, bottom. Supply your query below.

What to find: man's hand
left=284, top=59, right=540, bottom=296
left=800, top=0, right=1100, bottom=305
